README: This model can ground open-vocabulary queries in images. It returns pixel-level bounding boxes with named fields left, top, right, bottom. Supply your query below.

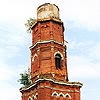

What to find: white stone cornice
left=20, top=77, right=83, bottom=92
left=35, top=78, right=83, bottom=87
left=30, top=40, right=65, bottom=49
left=31, top=17, right=63, bottom=29
left=38, top=86, right=79, bottom=92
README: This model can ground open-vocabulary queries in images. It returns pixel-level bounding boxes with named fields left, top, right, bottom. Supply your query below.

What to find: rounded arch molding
left=32, top=53, right=38, bottom=62
left=28, top=96, right=32, bottom=100
left=54, top=51, right=64, bottom=60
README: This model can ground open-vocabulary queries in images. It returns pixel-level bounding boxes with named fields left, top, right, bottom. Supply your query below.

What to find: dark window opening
left=32, top=97, right=35, bottom=100
left=55, top=54, right=62, bottom=69
left=36, top=94, right=38, bottom=98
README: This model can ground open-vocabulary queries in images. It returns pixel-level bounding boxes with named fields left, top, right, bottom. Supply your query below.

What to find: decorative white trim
left=52, top=73, right=55, bottom=77
left=32, top=53, right=37, bottom=62
left=30, top=40, right=65, bottom=49
left=35, top=78, right=82, bottom=87
left=52, top=91, right=59, bottom=97
left=65, top=76, right=66, bottom=80
left=58, top=92, right=65, bottom=98
left=54, top=51, right=64, bottom=60
left=65, top=93, right=71, bottom=99
left=52, top=91, right=72, bottom=99
left=32, top=93, right=38, bottom=100
left=20, top=78, right=83, bottom=91
left=32, top=95, right=36, bottom=99
left=31, top=17, right=63, bottom=29
left=32, top=93, right=38, bottom=99
left=36, top=93, right=38, bottom=96
left=28, top=96, right=32, bottom=100
left=37, top=75, right=39, bottom=78
left=38, top=85, right=79, bottom=92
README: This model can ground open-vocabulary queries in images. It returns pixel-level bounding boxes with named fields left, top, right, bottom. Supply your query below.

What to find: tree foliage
left=18, top=68, right=31, bottom=87
left=25, top=18, right=36, bottom=33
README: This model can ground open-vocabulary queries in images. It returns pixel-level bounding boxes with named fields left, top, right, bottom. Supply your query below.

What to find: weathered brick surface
left=20, top=3, right=82, bottom=100
left=30, top=20, right=68, bottom=82
left=21, top=80, right=81, bottom=100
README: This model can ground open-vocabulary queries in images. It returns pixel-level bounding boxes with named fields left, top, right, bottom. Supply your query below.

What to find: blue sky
left=0, top=0, right=100, bottom=100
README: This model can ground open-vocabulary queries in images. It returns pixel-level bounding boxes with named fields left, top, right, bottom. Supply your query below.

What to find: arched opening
left=65, top=93, right=71, bottom=100
left=28, top=97, right=32, bottom=100
left=32, top=96, right=35, bottom=100
left=36, top=93, right=38, bottom=99
left=52, top=91, right=59, bottom=100
left=55, top=53, right=62, bottom=69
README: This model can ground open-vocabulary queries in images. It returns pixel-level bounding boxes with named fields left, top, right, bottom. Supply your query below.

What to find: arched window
left=28, top=97, right=32, bottom=100
left=55, top=54, right=62, bottom=69
left=32, top=96, right=35, bottom=100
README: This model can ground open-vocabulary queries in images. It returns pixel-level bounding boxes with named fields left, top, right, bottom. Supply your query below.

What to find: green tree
left=18, top=68, right=31, bottom=87
left=25, top=18, right=36, bottom=33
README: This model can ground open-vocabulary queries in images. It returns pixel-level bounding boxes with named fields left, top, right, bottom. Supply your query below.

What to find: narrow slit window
left=55, top=54, right=62, bottom=69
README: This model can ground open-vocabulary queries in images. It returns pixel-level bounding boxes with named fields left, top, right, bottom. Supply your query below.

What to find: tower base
left=20, top=77, right=82, bottom=100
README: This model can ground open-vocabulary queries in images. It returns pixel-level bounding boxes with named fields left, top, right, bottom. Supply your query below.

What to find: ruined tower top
left=37, top=3, right=60, bottom=20
left=20, top=3, right=82, bottom=100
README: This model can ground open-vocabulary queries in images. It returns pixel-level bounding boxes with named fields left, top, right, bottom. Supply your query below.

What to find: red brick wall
left=30, top=20, right=68, bottom=82
left=21, top=80, right=81, bottom=100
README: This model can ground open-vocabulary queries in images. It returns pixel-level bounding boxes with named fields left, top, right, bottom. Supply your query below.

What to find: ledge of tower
left=29, top=39, right=65, bottom=50
left=31, top=17, right=63, bottom=30
left=20, top=77, right=83, bottom=92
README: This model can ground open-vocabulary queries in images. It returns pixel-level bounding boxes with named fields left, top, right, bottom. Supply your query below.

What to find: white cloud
left=89, top=42, right=100, bottom=60
left=68, top=55, right=100, bottom=80
left=0, top=22, right=31, bottom=59
left=0, top=83, right=21, bottom=100
left=59, top=0, right=100, bottom=32
left=0, top=59, right=27, bottom=100
left=0, top=63, right=13, bottom=81
left=0, top=0, right=100, bottom=32
left=0, top=59, right=25, bottom=81
left=68, top=40, right=100, bottom=80
left=68, top=39, right=100, bottom=56
left=0, top=25, right=30, bottom=99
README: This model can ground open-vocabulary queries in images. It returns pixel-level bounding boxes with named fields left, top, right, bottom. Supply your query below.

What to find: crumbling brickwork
left=20, top=3, right=82, bottom=100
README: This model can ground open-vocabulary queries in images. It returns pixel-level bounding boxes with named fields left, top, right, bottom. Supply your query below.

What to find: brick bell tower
left=20, top=3, right=82, bottom=100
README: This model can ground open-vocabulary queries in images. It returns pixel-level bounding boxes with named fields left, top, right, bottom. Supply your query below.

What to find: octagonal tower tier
left=30, top=3, right=66, bottom=82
